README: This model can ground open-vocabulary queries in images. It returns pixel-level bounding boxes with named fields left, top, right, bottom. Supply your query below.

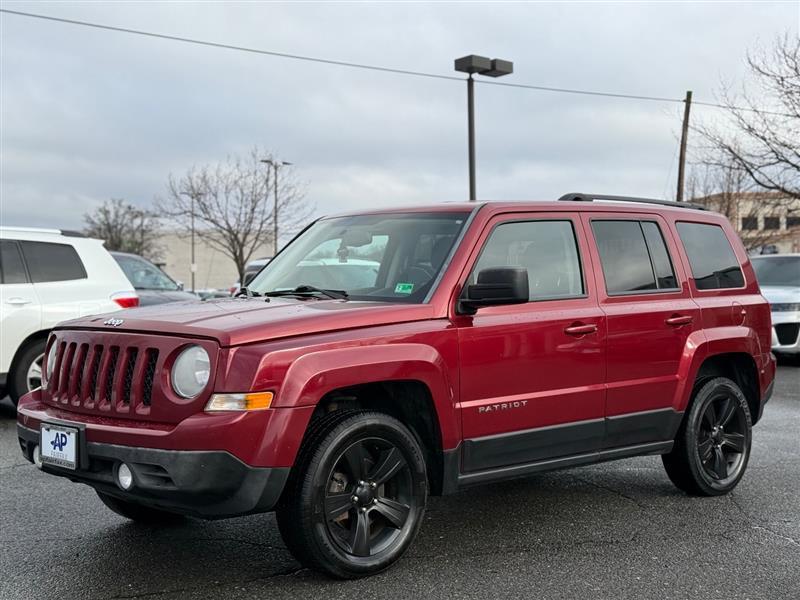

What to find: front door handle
left=665, top=314, right=693, bottom=327
left=564, top=323, right=598, bottom=336
left=6, top=297, right=32, bottom=306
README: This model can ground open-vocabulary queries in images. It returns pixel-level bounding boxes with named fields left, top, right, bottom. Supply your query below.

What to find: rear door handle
left=564, top=323, right=598, bottom=336
left=665, top=315, right=693, bottom=327
left=6, top=297, right=32, bottom=306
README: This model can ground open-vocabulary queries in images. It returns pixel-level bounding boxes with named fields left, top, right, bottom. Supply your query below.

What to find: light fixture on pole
left=454, top=55, right=514, bottom=201
left=260, top=159, right=293, bottom=256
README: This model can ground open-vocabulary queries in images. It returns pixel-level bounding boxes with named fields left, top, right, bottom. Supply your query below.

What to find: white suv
left=0, top=227, right=138, bottom=404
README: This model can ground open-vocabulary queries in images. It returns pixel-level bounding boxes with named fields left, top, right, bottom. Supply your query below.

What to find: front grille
left=48, top=339, right=159, bottom=415
left=776, top=323, right=800, bottom=346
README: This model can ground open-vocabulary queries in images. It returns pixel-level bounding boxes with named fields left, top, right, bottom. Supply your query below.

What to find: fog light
left=117, top=463, right=134, bottom=490
left=33, top=445, right=42, bottom=469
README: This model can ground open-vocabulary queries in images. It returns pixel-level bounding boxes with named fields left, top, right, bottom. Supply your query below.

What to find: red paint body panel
left=17, top=200, right=776, bottom=477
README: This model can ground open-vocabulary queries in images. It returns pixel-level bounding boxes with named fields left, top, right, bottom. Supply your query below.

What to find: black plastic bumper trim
left=17, top=424, right=289, bottom=519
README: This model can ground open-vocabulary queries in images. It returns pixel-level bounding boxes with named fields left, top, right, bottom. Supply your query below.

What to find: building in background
left=692, top=192, right=800, bottom=254
left=157, top=230, right=272, bottom=291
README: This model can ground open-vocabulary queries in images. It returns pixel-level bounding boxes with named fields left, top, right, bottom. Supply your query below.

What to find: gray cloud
left=1, top=1, right=797, bottom=231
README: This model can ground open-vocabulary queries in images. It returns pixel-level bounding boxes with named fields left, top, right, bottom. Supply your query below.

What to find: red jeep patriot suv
left=17, top=193, right=776, bottom=578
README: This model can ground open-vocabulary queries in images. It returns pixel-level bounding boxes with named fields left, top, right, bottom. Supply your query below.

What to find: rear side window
left=0, top=240, right=29, bottom=284
left=19, top=241, right=87, bottom=283
left=676, top=222, right=744, bottom=290
left=591, top=220, right=678, bottom=294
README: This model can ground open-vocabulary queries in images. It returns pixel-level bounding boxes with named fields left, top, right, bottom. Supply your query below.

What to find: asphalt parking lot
left=1, top=364, right=798, bottom=600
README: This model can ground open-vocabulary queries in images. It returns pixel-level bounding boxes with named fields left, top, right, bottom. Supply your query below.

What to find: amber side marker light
left=205, top=392, right=274, bottom=412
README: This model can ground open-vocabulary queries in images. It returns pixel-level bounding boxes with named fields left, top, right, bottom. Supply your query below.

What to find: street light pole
left=260, top=159, right=293, bottom=256
left=455, top=55, right=514, bottom=202
left=180, top=191, right=199, bottom=293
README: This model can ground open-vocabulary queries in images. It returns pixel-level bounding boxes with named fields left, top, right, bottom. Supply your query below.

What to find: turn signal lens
left=205, top=392, right=274, bottom=412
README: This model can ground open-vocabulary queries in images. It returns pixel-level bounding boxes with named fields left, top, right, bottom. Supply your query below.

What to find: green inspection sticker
left=395, top=282, right=414, bottom=294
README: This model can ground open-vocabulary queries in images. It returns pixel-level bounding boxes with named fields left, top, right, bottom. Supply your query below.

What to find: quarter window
left=591, top=220, right=678, bottom=294
left=0, top=240, right=29, bottom=284
left=470, top=220, right=584, bottom=301
left=676, top=222, right=745, bottom=290
left=19, top=241, right=87, bottom=283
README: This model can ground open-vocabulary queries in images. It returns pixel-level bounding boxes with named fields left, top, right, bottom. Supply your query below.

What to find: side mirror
left=176, top=281, right=185, bottom=291
left=459, top=267, right=529, bottom=315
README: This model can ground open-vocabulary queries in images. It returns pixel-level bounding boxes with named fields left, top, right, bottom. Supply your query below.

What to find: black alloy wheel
left=276, top=411, right=427, bottom=579
left=663, top=377, right=752, bottom=496
left=324, top=438, right=413, bottom=558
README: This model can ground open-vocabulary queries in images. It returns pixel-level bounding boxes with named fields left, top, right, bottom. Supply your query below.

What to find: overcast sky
left=1, top=1, right=798, bottom=238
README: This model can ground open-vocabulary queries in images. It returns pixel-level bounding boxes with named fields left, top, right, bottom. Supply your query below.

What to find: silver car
left=752, top=254, right=800, bottom=356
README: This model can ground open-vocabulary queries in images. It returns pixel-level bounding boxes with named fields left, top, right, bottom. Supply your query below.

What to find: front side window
left=469, top=220, right=584, bottom=301
left=676, top=222, right=745, bottom=290
left=249, top=212, right=469, bottom=302
left=0, top=240, right=29, bottom=284
left=592, top=220, right=680, bottom=294
left=19, top=241, right=87, bottom=283
left=114, top=255, right=179, bottom=291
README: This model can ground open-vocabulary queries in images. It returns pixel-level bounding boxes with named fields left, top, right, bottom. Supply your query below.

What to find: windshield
left=114, top=255, right=180, bottom=291
left=752, top=256, right=800, bottom=287
left=249, top=212, right=469, bottom=302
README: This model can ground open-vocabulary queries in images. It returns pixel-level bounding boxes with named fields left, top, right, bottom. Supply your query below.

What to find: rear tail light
left=111, top=292, right=139, bottom=309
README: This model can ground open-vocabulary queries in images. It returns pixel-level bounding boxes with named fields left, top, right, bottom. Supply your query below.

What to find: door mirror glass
left=460, top=267, right=529, bottom=314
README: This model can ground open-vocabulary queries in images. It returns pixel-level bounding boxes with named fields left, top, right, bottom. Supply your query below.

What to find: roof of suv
left=0, top=226, right=90, bottom=239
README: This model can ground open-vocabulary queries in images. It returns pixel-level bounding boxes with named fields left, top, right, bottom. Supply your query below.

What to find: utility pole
left=676, top=90, right=693, bottom=203
left=180, top=191, right=199, bottom=292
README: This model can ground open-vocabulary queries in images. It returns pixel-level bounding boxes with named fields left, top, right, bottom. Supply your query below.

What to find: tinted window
left=641, top=222, right=678, bottom=289
left=471, top=220, right=584, bottom=300
left=0, top=240, right=29, bottom=284
left=752, top=256, right=800, bottom=287
left=676, top=222, right=745, bottom=290
left=591, top=221, right=657, bottom=293
left=19, top=241, right=87, bottom=283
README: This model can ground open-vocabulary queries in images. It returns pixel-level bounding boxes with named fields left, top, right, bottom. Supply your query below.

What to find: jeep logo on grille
left=103, top=318, right=124, bottom=327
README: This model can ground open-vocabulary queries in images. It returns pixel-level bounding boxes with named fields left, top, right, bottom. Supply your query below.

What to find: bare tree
left=688, top=154, right=797, bottom=251
left=699, top=34, right=800, bottom=200
left=158, top=147, right=312, bottom=283
left=84, top=198, right=162, bottom=260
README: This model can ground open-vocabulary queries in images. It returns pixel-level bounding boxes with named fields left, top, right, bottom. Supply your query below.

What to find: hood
left=60, top=297, right=437, bottom=346
left=135, top=290, right=201, bottom=306
left=759, top=286, right=800, bottom=305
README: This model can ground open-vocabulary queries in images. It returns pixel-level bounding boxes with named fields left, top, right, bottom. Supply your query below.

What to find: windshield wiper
left=264, top=285, right=348, bottom=300
left=234, top=287, right=263, bottom=298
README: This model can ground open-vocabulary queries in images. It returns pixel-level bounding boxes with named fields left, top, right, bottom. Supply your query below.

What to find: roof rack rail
left=558, top=192, right=708, bottom=211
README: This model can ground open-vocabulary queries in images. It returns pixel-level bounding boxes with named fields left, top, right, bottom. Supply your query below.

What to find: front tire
left=8, top=338, right=46, bottom=406
left=96, top=491, right=186, bottom=524
left=276, top=411, right=428, bottom=579
left=662, top=377, right=752, bottom=496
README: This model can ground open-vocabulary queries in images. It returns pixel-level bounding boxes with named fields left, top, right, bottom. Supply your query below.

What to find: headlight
left=771, top=303, right=800, bottom=312
left=171, top=345, right=210, bottom=398
left=43, top=341, right=58, bottom=389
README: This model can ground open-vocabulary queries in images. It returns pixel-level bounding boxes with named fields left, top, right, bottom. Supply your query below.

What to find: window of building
left=741, top=216, right=759, bottom=231
left=763, top=216, right=781, bottom=231
left=676, top=222, right=745, bottom=290
left=471, top=220, right=584, bottom=300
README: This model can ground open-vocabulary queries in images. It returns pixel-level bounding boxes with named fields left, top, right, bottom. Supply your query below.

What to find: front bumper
left=770, top=311, right=800, bottom=354
left=17, top=424, right=290, bottom=519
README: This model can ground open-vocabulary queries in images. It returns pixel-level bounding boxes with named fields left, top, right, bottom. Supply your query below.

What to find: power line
left=0, top=8, right=795, bottom=118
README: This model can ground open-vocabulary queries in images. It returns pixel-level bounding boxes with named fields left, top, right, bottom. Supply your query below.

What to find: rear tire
left=276, top=410, right=428, bottom=579
left=8, top=338, right=46, bottom=406
left=662, top=377, right=752, bottom=496
left=96, top=491, right=186, bottom=524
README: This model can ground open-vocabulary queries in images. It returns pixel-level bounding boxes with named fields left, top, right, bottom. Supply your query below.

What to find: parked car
left=194, top=288, right=232, bottom=301
left=229, top=256, right=272, bottom=295
left=111, top=252, right=197, bottom=306
left=17, top=195, right=775, bottom=578
left=751, top=253, right=800, bottom=356
left=1, top=227, right=137, bottom=404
